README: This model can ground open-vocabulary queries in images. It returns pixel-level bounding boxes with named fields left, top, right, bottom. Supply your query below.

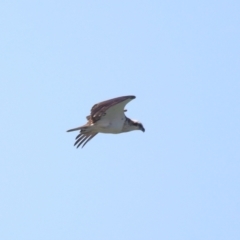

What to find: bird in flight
left=67, top=95, right=145, bottom=148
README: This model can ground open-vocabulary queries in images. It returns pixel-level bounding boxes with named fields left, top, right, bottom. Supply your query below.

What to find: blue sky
left=1, top=1, right=239, bottom=239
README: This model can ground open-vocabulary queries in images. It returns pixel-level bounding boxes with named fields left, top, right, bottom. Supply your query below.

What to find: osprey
left=67, top=95, right=145, bottom=148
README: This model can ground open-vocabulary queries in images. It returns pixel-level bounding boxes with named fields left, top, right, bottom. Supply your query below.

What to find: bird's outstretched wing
left=74, top=132, right=98, bottom=148
left=89, top=95, right=136, bottom=123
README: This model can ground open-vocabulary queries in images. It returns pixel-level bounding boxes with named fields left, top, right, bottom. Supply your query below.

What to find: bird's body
left=67, top=95, right=145, bottom=148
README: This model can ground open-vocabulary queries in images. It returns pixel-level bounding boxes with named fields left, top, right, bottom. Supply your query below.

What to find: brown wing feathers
left=74, top=132, right=98, bottom=148
left=90, top=96, right=135, bottom=123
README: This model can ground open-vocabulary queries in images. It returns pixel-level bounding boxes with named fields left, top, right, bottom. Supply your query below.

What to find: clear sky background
left=1, top=1, right=239, bottom=239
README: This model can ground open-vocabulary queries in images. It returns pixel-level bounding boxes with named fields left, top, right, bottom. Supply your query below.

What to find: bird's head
left=131, top=120, right=145, bottom=132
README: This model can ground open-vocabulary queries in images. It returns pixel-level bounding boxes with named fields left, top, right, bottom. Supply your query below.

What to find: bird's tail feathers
left=66, top=125, right=94, bottom=133
left=66, top=126, right=82, bottom=132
